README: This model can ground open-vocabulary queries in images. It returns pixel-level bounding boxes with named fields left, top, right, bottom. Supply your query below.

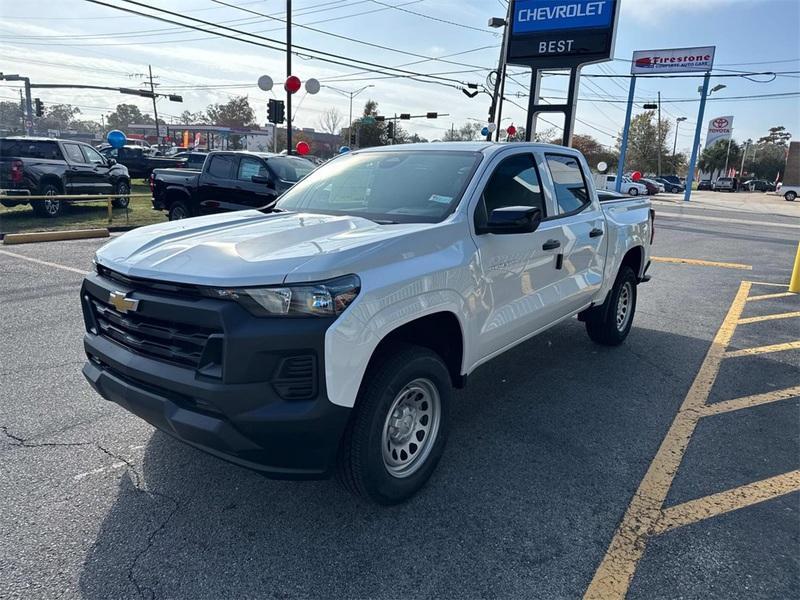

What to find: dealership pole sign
left=705, top=115, right=734, bottom=148
left=631, top=46, right=716, bottom=74
left=507, top=0, right=620, bottom=68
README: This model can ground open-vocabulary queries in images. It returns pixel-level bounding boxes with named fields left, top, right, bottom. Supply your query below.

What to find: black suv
left=0, top=137, right=131, bottom=217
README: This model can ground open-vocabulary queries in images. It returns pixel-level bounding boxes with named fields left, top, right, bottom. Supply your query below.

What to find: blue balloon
left=339, top=146, right=351, bottom=154
left=481, top=127, right=490, bottom=136
left=107, top=130, right=126, bottom=149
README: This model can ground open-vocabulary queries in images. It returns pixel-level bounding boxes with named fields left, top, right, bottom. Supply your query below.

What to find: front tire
left=585, top=266, right=638, bottom=346
left=785, top=191, right=797, bottom=202
left=628, top=187, right=639, bottom=196
left=336, top=344, right=451, bottom=505
left=31, top=183, right=63, bottom=218
left=112, top=181, right=130, bottom=208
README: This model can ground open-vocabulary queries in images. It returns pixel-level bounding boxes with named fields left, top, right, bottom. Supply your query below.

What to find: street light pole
left=487, top=2, right=513, bottom=141
left=324, top=84, right=374, bottom=147
left=148, top=65, right=160, bottom=147
left=673, top=116, right=687, bottom=157
left=657, top=91, right=662, bottom=177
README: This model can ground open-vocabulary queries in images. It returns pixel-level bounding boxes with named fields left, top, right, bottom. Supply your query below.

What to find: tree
left=36, top=104, right=82, bottom=132
left=699, top=139, right=741, bottom=177
left=571, top=134, right=619, bottom=171
left=0, top=100, right=24, bottom=134
left=179, top=110, right=206, bottom=125
left=443, top=122, right=483, bottom=141
left=318, top=107, right=343, bottom=135
left=205, top=96, right=256, bottom=128
left=617, top=111, right=673, bottom=175
left=347, top=99, right=386, bottom=148
left=757, top=125, right=791, bottom=146
left=107, top=104, right=151, bottom=131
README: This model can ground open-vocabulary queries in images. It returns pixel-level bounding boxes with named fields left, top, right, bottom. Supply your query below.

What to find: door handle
left=542, top=239, right=561, bottom=251
left=590, top=228, right=604, bottom=238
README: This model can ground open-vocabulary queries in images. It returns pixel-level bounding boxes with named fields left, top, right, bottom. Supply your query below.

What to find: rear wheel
left=168, top=200, right=191, bottom=220
left=585, top=266, right=638, bottom=346
left=336, top=344, right=451, bottom=505
left=31, top=183, right=63, bottom=218
left=785, top=191, right=797, bottom=202
left=628, top=187, right=639, bottom=196
left=112, top=181, right=130, bottom=208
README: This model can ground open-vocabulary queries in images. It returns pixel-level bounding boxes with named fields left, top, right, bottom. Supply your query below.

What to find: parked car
left=743, top=179, right=776, bottom=192
left=151, top=150, right=315, bottom=220
left=697, top=179, right=713, bottom=191
left=81, top=142, right=654, bottom=504
left=172, top=151, right=209, bottom=170
left=594, top=173, right=648, bottom=196
left=713, top=177, right=737, bottom=192
left=639, top=178, right=663, bottom=195
left=654, top=177, right=684, bottom=193
left=99, top=145, right=186, bottom=179
left=0, top=136, right=130, bottom=217
left=776, top=183, right=798, bottom=201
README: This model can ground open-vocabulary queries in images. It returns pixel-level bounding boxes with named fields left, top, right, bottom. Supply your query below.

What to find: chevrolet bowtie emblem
left=108, top=291, right=139, bottom=314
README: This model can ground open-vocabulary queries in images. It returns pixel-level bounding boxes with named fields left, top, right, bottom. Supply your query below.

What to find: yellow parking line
left=699, top=386, right=800, bottom=417
left=747, top=292, right=796, bottom=301
left=738, top=311, right=800, bottom=324
left=725, top=341, right=800, bottom=358
left=652, top=256, right=752, bottom=270
left=746, top=281, right=790, bottom=288
left=584, top=281, right=751, bottom=600
left=653, top=470, right=800, bottom=535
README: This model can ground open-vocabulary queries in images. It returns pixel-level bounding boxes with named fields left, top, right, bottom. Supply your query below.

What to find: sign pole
left=615, top=75, right=637, bottom=193
left=563, top=66, right=581, bottom=146
left=684, top=72, right=710, bottom=202
left=286, top=0, right=292, bottom=154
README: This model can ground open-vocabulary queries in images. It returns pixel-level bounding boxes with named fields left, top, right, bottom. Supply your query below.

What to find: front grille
left=96, top=264, right=202, bottom=298
left=272, top=355, right=317, bottom=400
left=90, top=296, right=219, bottom=369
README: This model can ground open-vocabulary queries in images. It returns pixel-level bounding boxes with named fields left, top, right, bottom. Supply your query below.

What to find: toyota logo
left=713, top=118, right=729, bottom=128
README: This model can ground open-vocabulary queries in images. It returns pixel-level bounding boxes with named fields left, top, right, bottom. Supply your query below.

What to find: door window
left=475, top=153, right=545, bottom=229
left=545, top=154, right=590, bottom=215
left=207, top=155, right=235, bottom=179
left=237, top=157, right=268, bottom=180
left=63, top=143, right=87, bottom=163
left=81, top=145, right=106, bottom=165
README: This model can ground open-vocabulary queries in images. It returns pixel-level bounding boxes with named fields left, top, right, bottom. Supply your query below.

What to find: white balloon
left=597, top=161, right=608, bottom=172
left=257, top=75, right=273, bottom=91
left=305, top=78, right=321, bottom=95
left=487, top=123, right=497, bottom=133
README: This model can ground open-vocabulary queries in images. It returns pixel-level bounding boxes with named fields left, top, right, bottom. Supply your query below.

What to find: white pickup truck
left=595, top=173, right=649, bottom=196
left=81, top=142, right=653, bottom=504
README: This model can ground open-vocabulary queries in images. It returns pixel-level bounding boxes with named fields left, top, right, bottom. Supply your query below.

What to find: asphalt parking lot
left=1, top=192, right=798, bottom=599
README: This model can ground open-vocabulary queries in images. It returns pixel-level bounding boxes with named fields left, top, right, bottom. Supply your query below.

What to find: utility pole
left=724, top=134, right=734, bottom=176
left=740, top=139, right=749, bottom=177
left=657, top=91, right=662, bottom=177
left=286, top=0, right=292, bottom=154
left=673, top=116, right=687, bottom=158
left=148, top=65, right=160, bottom=147
left=486, top=1, right=513, bottom=141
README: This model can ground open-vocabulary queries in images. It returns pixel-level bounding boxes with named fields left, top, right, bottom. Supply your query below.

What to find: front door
left=469, top=152, right=572, bottom=358
left=80, top=144, right=113, bottom=194
left=235, top=156, right=278, bottom=208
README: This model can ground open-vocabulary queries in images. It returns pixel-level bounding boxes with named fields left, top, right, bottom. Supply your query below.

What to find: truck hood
left=95, top=210, right=435, bottom=287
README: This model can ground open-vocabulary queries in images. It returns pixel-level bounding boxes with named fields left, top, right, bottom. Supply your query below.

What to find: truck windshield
left=275, top=150, right=482, bottom=224
left=267, top=156, right=315, bottom=182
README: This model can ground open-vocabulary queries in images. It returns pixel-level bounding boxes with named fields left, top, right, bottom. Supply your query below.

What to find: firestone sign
left=631, top=46, right=716, bottom=74
left=507, top=0, right=620, bottom=68
left=706, top=115, right=734, bottom=148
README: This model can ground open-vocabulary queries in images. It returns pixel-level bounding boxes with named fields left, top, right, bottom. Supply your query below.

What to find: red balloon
left=296, top=141, right=310, bottom=156
left=506, top=124, right=517, bottom=137
left=284, top=75, right=302, bottom=94
left=631, top=171, right=642, bottom=181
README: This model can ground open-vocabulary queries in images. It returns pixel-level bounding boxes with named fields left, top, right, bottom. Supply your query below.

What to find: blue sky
left=0, top=0, right=797, bottom=152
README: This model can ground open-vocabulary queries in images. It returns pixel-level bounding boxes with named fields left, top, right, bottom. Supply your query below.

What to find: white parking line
left=655, top=212, right=800, bottom=230
left=0, top=249, right=89, bottom=275
left=74, top=461, right=128, bottom=481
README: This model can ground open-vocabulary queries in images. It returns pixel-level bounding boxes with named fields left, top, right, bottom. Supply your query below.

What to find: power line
left=366, top=0, right=497, bottom=35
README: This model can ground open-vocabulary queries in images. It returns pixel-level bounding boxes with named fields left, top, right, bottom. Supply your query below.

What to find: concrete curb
left=2, top=228, right=110, bottom=245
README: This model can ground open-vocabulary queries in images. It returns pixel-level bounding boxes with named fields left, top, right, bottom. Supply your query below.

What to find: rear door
left=198, top=154, right=239, bottom=212
left=79, top=144, right=113, bottom=194
left=62, top=142, right=93, bottom=194
left=536, top=152, right=607, bottom=316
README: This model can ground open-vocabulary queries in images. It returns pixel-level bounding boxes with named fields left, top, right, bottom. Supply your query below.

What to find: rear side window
left=81, top=145, right=105, bottom=164
left=0, top=140, right=62, bottom=160
left=207, top=155, right=235, bottom=178
left=545, top=154, right=590, bottom=215
left=63, top=143, right=87, bottom=163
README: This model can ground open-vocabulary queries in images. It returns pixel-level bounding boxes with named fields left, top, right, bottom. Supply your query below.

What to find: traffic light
left=387, top=121, right=395, bottom=139
left=399, top=113, right=411, bottom=120
left=349, top=130, right=356, bottom=146
left=267, top=98, right=285, bottom=124
left=34, top=98, right=44, bottom=117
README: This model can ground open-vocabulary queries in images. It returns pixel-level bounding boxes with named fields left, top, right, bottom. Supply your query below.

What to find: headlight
left=203, top=274, right=360, bottom=317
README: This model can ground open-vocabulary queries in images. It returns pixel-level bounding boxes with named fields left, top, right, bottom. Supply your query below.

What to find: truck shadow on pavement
left=76, top=319, right=797, bottom=600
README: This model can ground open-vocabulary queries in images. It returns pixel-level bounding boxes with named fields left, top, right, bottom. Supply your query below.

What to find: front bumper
left=80, top=271, right=351, bottom=479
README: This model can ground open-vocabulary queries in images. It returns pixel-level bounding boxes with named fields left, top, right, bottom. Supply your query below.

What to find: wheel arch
left=38, top=175, right=63, bottom=193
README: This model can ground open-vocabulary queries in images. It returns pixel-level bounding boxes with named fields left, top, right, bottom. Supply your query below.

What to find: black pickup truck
left=0, top=137, right=131, bottom=217
left=151, top=150, right=314, bottom=220
left=98, top=145, right=187, bottom=179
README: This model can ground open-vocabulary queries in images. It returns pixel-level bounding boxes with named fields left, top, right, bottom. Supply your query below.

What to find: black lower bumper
left=81, top=273, right=351, bottom=479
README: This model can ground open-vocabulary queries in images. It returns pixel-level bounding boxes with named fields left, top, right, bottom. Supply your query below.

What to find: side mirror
left=251, top=175, right=274, bottom=187
left=107, top=158, right=117, bottom=166
left=478, top=206, right=542, bottom=235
